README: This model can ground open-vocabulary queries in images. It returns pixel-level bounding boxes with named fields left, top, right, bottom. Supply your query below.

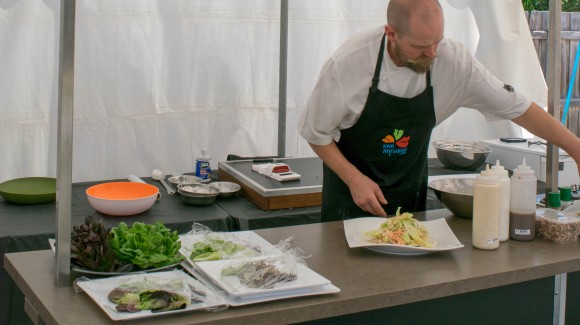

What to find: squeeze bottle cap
left=548, top=191, right=562, bottom=208
left=490, top=160, right=509, bottom=178
left=198, top=148, right=210, bottom=160
left=560, top=186, right=573, bottom=201
left=513, top=158, right=535, bottom=179
left=476, top=165, right=499, bottom=185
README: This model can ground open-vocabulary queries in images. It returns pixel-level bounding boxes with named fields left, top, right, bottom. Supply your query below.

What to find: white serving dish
left=76, top=270, right=226, bottom=321
left=343, top=217, right=464, bottom=255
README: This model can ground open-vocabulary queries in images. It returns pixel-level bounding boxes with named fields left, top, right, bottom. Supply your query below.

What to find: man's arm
left=310, top=142, right=388, bottom=216
left=512, top=102, right=580, bottom=175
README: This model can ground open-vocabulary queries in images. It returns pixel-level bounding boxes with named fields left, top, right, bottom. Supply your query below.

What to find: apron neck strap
left=371, top=34, right=386, bottom=93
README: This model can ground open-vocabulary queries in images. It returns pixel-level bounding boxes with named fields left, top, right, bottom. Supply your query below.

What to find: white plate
left=194, top=257, right=332, bottom=299
left=179, top=230, right=281, bottom=265
left=343, top=217, right=464, bottom=255
left=180, top=262, right=340, bottom=306
left=76, top=270, right=227, bottom=321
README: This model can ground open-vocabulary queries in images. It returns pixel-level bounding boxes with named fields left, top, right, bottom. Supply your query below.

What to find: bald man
left=298, top=0, right=580, bottom=221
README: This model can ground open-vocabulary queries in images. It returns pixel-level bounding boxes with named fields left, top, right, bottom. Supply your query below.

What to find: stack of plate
left=178, top=231, right=340, bottom=306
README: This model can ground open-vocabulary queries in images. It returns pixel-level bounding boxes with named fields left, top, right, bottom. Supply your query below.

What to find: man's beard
left=393, top=42, right=434, bottom=74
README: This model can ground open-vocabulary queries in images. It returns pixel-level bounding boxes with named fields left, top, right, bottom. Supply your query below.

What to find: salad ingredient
left=365, top=208, right=435, bottom=247
left=189, top=237, right=260, bottom=261
left=108, top=284, right=190, bottom=313
left=221, top=260, right=296, bottom=289
left=110, top=222, right=184, bottom=269
left=70, top=216, right=132, bottom=272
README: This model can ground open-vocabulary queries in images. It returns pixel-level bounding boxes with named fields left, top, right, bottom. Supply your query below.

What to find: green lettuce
left=109, top=222, right=184, bottom=269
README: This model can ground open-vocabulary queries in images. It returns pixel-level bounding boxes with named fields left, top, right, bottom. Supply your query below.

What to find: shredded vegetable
left=365, top=208, right=436, bottom=248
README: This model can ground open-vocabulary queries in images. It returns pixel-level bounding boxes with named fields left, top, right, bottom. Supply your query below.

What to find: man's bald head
left=387, top=0, right=443, bottom=37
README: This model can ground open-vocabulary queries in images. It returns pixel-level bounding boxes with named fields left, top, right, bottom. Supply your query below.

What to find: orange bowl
left=86, top=182, right=159, bottom=216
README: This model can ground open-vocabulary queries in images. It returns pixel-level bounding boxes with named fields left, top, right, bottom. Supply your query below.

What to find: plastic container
left=472, top=165, right=501, bottom=250
left=490, top=160, right=510, bottom=242
left=509, top=158, right=537, bottom=241
left=536, top=208, right=580, bottom=244
left=195, top=148, right=212, bottom=181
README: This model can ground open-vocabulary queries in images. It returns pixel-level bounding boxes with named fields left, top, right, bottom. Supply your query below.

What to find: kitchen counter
left=6, top=209, right=580, bottom=324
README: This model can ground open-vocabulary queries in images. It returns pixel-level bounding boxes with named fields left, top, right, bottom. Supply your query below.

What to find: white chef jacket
left=298, top=25, right=531, bottom=146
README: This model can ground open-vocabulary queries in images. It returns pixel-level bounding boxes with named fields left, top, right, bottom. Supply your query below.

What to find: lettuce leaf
left=110, top=222, right=184, bottom=269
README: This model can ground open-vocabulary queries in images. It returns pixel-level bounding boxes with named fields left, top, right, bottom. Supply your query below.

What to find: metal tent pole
left=547, top=1, right=565, bottom=324
left=277, top=0, right=288, bottom=157
left=546, top=0, right=562, bottom=195
left=55, top=0, right=76, bottom=287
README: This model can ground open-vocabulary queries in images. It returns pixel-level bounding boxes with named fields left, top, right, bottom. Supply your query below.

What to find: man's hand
left=347, top=173, right=388, bottom=216
left=309, top=142, right=388, bottom=217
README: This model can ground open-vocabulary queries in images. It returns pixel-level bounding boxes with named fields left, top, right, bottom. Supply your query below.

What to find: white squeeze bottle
left=509, top=158, right=537, bottom=241
left=490, top=160, right=510, bottom=242
left=472, top=165, right=501, bottom=250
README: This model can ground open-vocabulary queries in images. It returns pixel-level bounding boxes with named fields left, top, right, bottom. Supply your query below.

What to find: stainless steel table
left=6, top=209, right=580, bottom=324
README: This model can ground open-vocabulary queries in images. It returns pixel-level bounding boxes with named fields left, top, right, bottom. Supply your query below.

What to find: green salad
left=110, top=222, right=184, bottom=269
left=365, top=208, right=436, bottom=248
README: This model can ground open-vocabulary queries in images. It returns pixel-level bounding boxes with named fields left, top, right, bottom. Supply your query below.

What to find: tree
left=523, top=0, right=580, bottom=11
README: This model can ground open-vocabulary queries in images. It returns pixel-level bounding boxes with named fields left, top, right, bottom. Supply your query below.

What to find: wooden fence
left=527, top=11, right=580, bottom=135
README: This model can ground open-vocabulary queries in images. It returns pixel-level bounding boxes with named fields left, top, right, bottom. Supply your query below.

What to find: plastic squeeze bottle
left=490, top=160, right=510, bottom=242
left=472, top=165, right=501, bottom=250
left=509, top=158, right=537, bottom=241
left=195, top=148, right=211, bottom=181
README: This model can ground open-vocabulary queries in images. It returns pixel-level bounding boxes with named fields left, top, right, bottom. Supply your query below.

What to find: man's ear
left=384, top=25, right=396, bottom=43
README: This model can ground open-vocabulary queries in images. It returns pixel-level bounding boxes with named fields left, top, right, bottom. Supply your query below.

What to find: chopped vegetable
left=109, top=222, right=184, bottom=269
left=221, top=261, right=296, bottom=289
left=108, top=282, right=191, bottom=313
left=365, top=208, right=436, bottom=248
left=189, top=238, right=259, bottom=262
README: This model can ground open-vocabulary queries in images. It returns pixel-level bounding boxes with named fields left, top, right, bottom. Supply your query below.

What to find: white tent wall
left=0, top=0, right=546, bottom=183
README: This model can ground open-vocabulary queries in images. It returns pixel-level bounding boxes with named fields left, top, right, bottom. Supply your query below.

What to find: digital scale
left=251, top=163, right=301, bottom=182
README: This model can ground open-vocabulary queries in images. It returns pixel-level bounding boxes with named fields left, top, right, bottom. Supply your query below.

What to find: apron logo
left=381, top=129, right=410, bottom=156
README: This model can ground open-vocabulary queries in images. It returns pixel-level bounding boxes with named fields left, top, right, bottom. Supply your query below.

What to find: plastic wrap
left=74, top=270, right=227, bottom=320
left=179, top=223, right=280, bottom=262
left=193, top=236, right=331, bottom=299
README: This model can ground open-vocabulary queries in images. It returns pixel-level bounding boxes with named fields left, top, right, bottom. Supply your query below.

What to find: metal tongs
left=528, top=140, right=547, bottom=147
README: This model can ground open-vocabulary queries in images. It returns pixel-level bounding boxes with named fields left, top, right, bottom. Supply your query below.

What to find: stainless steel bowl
left=432, top=140, right=491, bottom=171
left=209, top=181, right=241, bottom=198
left=428, top=177, right=475, bottom=219
left=167, top=175, right=203, bottom=189
left=177, top=184, right=219, bottom=206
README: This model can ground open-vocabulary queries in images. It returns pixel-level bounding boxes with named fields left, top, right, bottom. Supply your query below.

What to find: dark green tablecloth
left=0, top=177, right=231, bottom=325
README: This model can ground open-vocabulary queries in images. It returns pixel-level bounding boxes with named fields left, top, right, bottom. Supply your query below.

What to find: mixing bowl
left=178, top=184, right=219, bottom=206
left=86, top=182, right=159, bottom=216
left=428, top=177, right=475, bottom=219
left=432, top=140, right=491, bottom=171
left=209, top=181, right=241, bottom=198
